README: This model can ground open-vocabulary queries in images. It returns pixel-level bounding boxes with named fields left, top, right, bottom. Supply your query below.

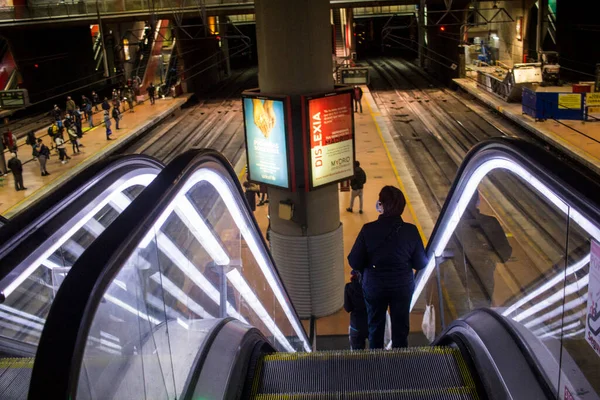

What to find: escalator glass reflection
left=411, top=142, right=600, bottom=398
left=32, top=142, right=600, bottom=400
left=73, top=157, right=309, bottom=400
left=0, top=161, right=159, bottom=352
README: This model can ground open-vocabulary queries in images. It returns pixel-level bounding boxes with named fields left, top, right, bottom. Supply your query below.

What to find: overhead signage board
left=586, top=239, right=600, bottom=358
left=340, top=68, right=370, bottom=85
left=242, top=91, right=292, bottom=190
left=305, top=89, right=355, bottom=189
left=0, top=90, right=29, bottom=108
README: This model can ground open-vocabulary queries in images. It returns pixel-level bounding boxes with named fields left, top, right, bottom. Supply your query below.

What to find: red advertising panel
left=306, top=90, right=355, bottom=188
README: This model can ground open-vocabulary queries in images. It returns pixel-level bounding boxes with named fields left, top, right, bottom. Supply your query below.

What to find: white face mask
left=376, top=201, right=383, bottom=214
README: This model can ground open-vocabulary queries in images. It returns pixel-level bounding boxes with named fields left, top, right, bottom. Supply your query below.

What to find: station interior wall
left=2, top=25, right=98, bottom=104
left=556, top=0, right=600, bottom=82
left=424, top=0, right=470, bottom=85
left=474, top=0, right=536, bottom=66
left=174, top=17, right=222, bottom=95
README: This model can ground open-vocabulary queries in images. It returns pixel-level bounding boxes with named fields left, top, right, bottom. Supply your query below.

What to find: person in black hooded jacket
left=348, top=185, right=428, bottom=349
left=344, top=270, right=369, bottom=350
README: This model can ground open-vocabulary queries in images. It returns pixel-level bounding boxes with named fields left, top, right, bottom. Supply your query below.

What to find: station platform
left=453, top=77, right=600, bottom=174
left=248, top=87, right=428, bottom=341
left=0, top=95, right=189, bottom=218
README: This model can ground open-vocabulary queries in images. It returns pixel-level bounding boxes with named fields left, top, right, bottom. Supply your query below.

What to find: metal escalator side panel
left=29, top=149, right=309, bottom=400
left=183, top=319, right=272, bottom=400
left=437, top=308, right=555, bottom=399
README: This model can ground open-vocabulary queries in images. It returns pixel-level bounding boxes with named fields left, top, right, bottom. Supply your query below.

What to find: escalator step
left=0, top=358, right=35, bottom=400
left=251, top=348, right=477, bottom=399
left=253, top=387, right=477, bottom=400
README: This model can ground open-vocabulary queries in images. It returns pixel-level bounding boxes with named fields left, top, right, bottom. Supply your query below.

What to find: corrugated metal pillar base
left=270, top=224, right=345, bottom=318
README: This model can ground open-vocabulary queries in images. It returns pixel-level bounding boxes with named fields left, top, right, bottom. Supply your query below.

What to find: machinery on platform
left=540, top=51, right=561, bottom=86
left=476, top=62, right=542, bottom=102
left=477, top=42, right=494, bottom=65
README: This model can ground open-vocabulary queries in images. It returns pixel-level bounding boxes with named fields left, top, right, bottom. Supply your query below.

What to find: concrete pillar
left=255, top=0, right=344, bottom=318
left=347, top=8, right=356, bottom=58
left=218, top=19, right=231, bottom=78
left=536, top=0, right=546, bottom=59
left=418, top=0, right=426, bottom=68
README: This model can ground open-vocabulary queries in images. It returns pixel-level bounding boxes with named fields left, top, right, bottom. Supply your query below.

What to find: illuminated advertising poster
left=243, top=95, right=290, bottom=189
left=586, top=239, right=600, bottom=358
left=308, top=92, right=354, bottom=188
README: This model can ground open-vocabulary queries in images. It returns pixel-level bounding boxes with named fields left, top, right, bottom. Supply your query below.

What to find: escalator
left=0, top=155, right=162, bottom=399
left=248, top=347, right=478, bottom=399
left=20, top=139, right=600, bottom=399
left=182, top=308, right=553, bottom=399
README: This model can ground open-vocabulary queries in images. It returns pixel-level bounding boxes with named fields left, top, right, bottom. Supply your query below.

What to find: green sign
left=0, top=90, right=29, bottom=108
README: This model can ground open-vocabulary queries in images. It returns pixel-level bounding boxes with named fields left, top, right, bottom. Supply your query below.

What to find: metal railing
left=0, top=0, right=253, bottom=23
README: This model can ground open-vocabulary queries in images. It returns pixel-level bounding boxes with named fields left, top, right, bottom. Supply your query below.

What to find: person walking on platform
left=63, top=113, right=74, bottom=134
left=67, top=125, right=80, bottom=154
left=347, top=161, right=367, bottom=214
left=26, top=130, right=37, bottom=157
left=47, top=122, right=59, bottom=144
left=84, top=98, right=93, bottom=127
left=257, top=184, right=269, bottom=206
left=51, top=105, right=63, bottom=127
left=7, top=153, right=26, bottom=191
left=65, top=96, right=76, bottom=114
left=36, top=138, right=50, bottom=176
left=344, top=270, right=369, bottom=350
left=74, top=107, right=84, bottom=138
left=81, top=95, right=91, bottom=123
left=102, top=97, right=111, bottom=112
left=113, top=97, right=122, bottom=114
left=112, top=106, right=121, bottom=130
left=348, top=186, right=428, bottom=349
left=92, top=91, right=100, bottom=112
left=243, top=175, right=260, bottom=212
left=3, top=130, right=17, bottom=154
left=54, top=135, right=70, bottom=164
left=104, top=110, right=113, bottom=140
left=125, top=88, right=135, bottom=112
left=354, top=86, right=363, bottom=113
left=147, top=82, right=156, bottom=105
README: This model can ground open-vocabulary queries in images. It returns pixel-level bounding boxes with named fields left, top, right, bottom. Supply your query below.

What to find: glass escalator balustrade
left=411, top=153, right=600, bottom=398
left=75, top=162, right=309, bottom=400
left=0, top=173, right=157, bottom=350
left=29, top=143, right=600, bottom=399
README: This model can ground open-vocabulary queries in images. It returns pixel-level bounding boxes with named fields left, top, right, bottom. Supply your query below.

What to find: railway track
left=120, top=67, right=257, bottom=169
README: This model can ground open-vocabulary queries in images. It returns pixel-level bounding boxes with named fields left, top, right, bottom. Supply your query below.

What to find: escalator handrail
left=415, top=137, right=600, bottom=306
left=0, top=154, right=163, bottom=286
left=436, top=308, right=556, bottom=399
left=479, top=308, right=557, bottom=397
left=29, top=149, right=310, bottom=399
